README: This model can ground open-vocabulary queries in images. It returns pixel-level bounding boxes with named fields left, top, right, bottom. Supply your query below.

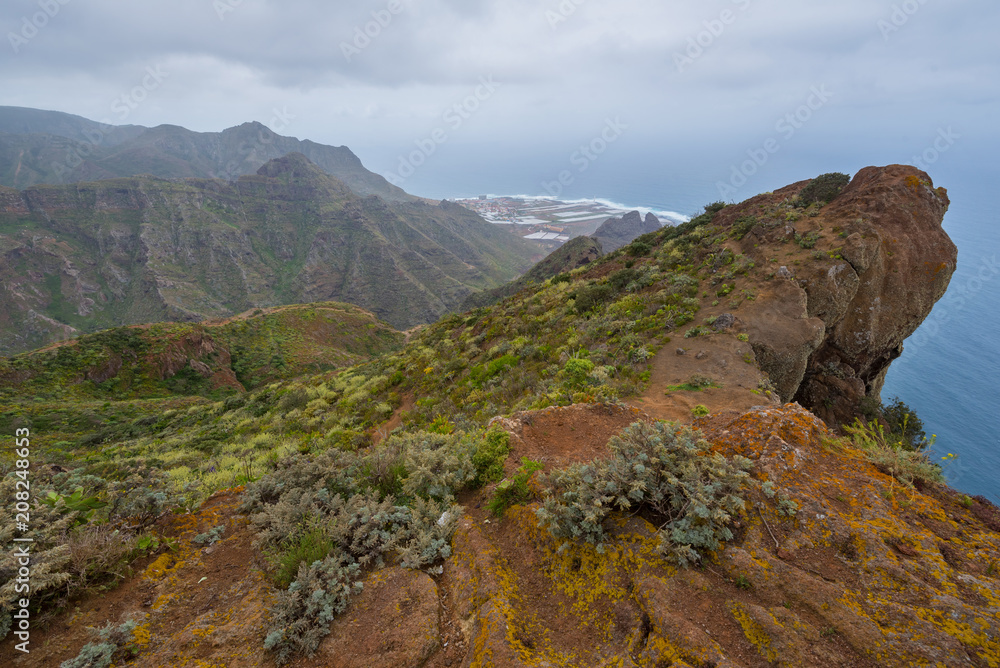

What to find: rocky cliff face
left=719, top=165, right=956, bottom=425
left=593, top=210, right=662, bottom=252
left=0, top=154, right=536, bottom=355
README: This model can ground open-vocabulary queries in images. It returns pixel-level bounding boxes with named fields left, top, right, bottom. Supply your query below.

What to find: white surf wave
left=461, top=193, right=692, bottom=224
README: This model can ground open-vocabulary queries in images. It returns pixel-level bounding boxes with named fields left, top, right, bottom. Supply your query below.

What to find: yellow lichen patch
left=132, top=621, right=152, bottom=648
left=508, top=504, right=672, bottom=642
left=904, top=174, right=930, bottom=191
left=641, top=634, right=690, bottom=665
left=914, top=609, right=1000, bottom=668
left=143, top=553, right=185, bottom=581
left=473, top=532, right=576, bottom=666
left=728, top=600, right=779, bottom=662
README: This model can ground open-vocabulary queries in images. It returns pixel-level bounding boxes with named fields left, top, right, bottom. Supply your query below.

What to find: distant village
left=454, top=196, right=627, bottom=247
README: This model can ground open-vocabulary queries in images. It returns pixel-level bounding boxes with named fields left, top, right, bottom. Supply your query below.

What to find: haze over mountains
left=0, top=106, right=413, bottom=202
left=0, top=108, right=538, bottom=356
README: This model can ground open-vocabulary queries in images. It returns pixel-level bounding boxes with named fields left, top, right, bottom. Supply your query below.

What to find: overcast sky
left=2, top=0, right=997, bottom=202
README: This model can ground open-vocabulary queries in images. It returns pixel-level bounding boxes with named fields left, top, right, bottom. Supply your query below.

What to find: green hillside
left=0, top=153, right=537, bottom=355
left=0, top=302, right=403, bottom=402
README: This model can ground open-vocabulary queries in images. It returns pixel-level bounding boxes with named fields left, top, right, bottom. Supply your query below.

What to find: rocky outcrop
left=443, top=404, right=1000, bottom=667
left=726, top=165, right=956, bottom=424
left=593, top=210, right=662, bottom=252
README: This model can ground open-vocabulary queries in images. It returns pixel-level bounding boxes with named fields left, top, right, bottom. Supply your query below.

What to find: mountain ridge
left=0, top=152, right=537, bottom=355
left=0, top=106, right=414, bottom=202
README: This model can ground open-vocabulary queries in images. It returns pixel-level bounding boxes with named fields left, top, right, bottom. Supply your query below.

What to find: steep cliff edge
left=713, top=165, right=956, bottom=425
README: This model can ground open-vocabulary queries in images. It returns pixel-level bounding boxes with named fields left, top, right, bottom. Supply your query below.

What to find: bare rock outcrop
left=593, top=210, right=662, bottom=252
left=729, top=165, right=956, bottom=424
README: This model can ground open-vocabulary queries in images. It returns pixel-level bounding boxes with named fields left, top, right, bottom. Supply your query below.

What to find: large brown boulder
left=734, top=165, right=956, bottom=424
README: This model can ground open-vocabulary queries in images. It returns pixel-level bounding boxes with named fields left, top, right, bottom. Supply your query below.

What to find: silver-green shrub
left=536, top=421, right=753, bottom=566
left=244, top=433, right=464, bottom=664
left=263, top=555, right=362, bottom=665
left=60, top=620, right=137, bottom=668
left=399, top=431, right=476, bottom=500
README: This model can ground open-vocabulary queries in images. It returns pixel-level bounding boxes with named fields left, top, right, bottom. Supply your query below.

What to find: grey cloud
left=0, top=0, right=996, bottom=171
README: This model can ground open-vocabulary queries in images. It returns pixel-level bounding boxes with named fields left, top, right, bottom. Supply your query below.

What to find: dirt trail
left=632, top=329, right=778, bottom=424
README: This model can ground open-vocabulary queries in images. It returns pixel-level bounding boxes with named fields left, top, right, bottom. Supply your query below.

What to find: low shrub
left=562, top=357, right=595, bottom=390
left=243, top=436, right=465, bottom=664
left=859, top=396, right=931, bottom=452
left=487, top=458, right=544, bottom=517
left=471, top=428, right=510, bottom=488
left=732, top=215, right=758, bottom=240
left=60, top=620, right=137, bottom=668
left=844, top=418, right=943, bottom=488
left=628, top=240, right=653, bottom=257
left=572, top=284, right=614, bottom=314
left=272, top=525, right=336, bottom=588
left=536, top=421, right=752, bottom=566
left=193, top=525, right=225, bottom=546
left=795, top=230, right=821, bottom=249
left=798, top=172, right=850, bottom=205
left=401, top=432, right=475, bottom=500
left=264, top=555, right=363, bottom=665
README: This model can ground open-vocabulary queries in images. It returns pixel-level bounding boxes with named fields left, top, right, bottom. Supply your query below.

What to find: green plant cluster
left=797, top=173, right=851, bottom=205
left=844, top=418, right=943, bottom=488
left=60, top=620, right=138, bottom=668
left=264, top=554, right=362, bottom=664
left=858, top=396, right=931, bottom=451
left=536, top=421, right=753, bottom=566
left=795, top=230, right=821, bottom=249
left=471, top=428, right=511, bottom=488
left=0, top=465, right=166, bottom=638
left=487, top=458, right=544, bottom=517
left=193, top=525, right=226, bottom=546
left=732, top=215, right=758, bottom=240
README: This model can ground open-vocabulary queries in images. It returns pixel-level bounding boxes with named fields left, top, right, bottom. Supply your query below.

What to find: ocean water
left=391, top=149, right=1000, bottom=503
